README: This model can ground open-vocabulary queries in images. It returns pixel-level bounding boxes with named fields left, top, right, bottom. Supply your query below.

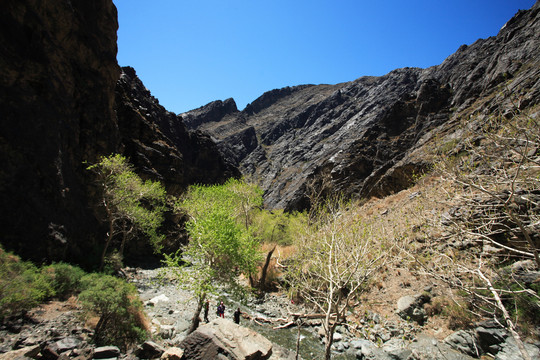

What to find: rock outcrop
left=0, top=0, right=120, bottom=264
left=182, top=2, right=540, bottom=210
left=115, top=67, right=239, bottom=195
left=180, top=318, right=273, bottom=360
left=0, top=1, right=238, bottom=264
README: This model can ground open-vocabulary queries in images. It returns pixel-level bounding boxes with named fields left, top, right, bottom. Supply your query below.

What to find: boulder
left=135, top=341, right=165, bottom=359
left=444, top=330, right=478, bottom=357
left=408, top=335, right=476, bottom=360
left=0, top=345, right=40, bottom=360
left=93, top=346, right=121, bottom=359
left=494, top=337, right=540, bottom=360
left=382, top=338, right=412, bottom=359
left=54, top=336, right=83, bottom=353
left=160, top=347, right=184, bottom=360
left=475, top=320, right=508, bottom=355
left=395, top=293, right=430, bottom=324
left=180, top=318, right=272, bottom=359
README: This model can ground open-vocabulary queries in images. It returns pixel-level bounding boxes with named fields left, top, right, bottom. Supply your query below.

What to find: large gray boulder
left=180, top=318, right=273, bottom=360
left=408, top=335, right=476, bottom=360
left=444, top=330, right=479, bottom=357
left=494, top=337, right=540, bottom=360
left=396, top=293, right=430, bottom=324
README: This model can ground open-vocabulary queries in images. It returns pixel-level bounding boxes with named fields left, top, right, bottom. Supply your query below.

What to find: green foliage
left=251, top=209, right=308, bottom=246
left=41, top=262, right=85, bottom=300
left=79, top=273, right=147, bottom=350
left=511, top=282, right=540, bottom=335
left=165, top=179, right=263, bottom=332
left=103, top=250, right=124, bottom=275
left=87, top=154, right=167, bottom=269
left=172, top=178, right=263, bottom=291
left=178, top=178, right=263, bottom=229
left=0, top=247, right=54, bottom=319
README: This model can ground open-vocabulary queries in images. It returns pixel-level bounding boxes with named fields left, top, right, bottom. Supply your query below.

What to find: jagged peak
left=243, top=85, right=315, bottom=115
left=182, top=98, right=239, bottom=129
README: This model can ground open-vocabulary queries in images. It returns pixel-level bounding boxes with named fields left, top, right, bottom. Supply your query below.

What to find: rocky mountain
left=0, top=0, right=237, bottom=265
left=182, top=2, right=540, bottom=211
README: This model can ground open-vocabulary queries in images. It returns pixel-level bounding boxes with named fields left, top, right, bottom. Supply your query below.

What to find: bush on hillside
left=41, top=262, right=85, bottom=300
left=0, top=247, right=54, bottom=320
left=78, top=273, right=148, bottom=349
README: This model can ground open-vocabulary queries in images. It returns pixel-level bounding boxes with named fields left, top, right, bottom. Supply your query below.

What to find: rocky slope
left=182, top=2, right=540, bottom=210
left=0, top=1, right=237, bottom=265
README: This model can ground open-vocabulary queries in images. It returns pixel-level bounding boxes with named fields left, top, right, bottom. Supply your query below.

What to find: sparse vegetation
left=414, top=104, right=540, bottom=359
left=0, top=245, right=148, bottom=351
left=287, top=196, right=392, bottom=360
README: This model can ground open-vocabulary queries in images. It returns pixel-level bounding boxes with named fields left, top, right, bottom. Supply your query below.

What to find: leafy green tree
left=165, top=178, right=262, bottom=333
left=87, top=154, right=167, bottom=270
left=78, top=273, right=147, bottom=350
left=251, top=209, right=307, bottom=246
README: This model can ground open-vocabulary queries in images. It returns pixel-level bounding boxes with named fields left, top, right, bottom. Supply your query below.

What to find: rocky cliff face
left=0, top=1, right=238, bottom=264
left=0, top=0, right=120, bottom=263
left=183, top=2, right=540, bottom=210
left=115, top=66, right=239, bottom=194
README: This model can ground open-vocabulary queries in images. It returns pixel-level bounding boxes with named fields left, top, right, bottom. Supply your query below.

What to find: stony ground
left=1, top=266, right=538, bottom=360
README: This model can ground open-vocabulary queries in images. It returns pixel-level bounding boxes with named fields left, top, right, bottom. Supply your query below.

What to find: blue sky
left=113, top=0, right=536, bottom=114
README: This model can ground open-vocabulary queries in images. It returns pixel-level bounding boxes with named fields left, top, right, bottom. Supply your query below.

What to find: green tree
left=165, top=178, right=262, bottom=334
left=87, top=154, right=167, bottom=270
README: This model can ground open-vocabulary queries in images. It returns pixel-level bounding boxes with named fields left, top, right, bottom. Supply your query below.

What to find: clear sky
left=113, top=0, right=536, bottom=114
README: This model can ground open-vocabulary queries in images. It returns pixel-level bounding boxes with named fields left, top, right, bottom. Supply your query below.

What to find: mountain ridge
left=182, top=1, right=540, bottom=210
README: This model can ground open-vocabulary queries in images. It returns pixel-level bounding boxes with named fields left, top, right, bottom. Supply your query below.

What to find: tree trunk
left=295, top=320, right=302, bottom=360
left=187, top=295, right=205, bottom=335
left=324, top=332, right=333, bottom=360
left=259, top=245, right=276, bottom=290
left=94, top=313, right=109, bottom=345
left=99, top=219, right=115, bottom=272
left=323, top=310, right=338, bottom=360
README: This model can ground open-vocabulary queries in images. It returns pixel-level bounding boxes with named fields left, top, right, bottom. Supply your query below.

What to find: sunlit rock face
left=182, top=3, right=540, bottom=211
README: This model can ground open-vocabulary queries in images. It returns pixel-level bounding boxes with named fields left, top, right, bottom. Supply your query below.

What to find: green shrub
left=41, top=262, right=85, bottom=300
left=78, top=273, right=148, bottom=349
left=0, top=247, right=54, bottom=319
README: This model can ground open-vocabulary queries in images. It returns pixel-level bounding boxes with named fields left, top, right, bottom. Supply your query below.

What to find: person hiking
left=217, top=301, right=225, bottom=318
left=233, top=308, right=241, bottom=324
left=203, top=299, right=209, bottom=322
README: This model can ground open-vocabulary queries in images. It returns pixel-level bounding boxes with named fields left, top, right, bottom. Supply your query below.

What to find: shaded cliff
left=0, top=1, right=238, bottom=264
left=115, top=66, right=240, bottom=194
left=182, top=2, right=540, bottom=210
left=0, top=0, right=120, bottom=263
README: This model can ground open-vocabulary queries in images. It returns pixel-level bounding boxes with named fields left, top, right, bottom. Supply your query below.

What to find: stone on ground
left=180, top=318, right=273, bottom=360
